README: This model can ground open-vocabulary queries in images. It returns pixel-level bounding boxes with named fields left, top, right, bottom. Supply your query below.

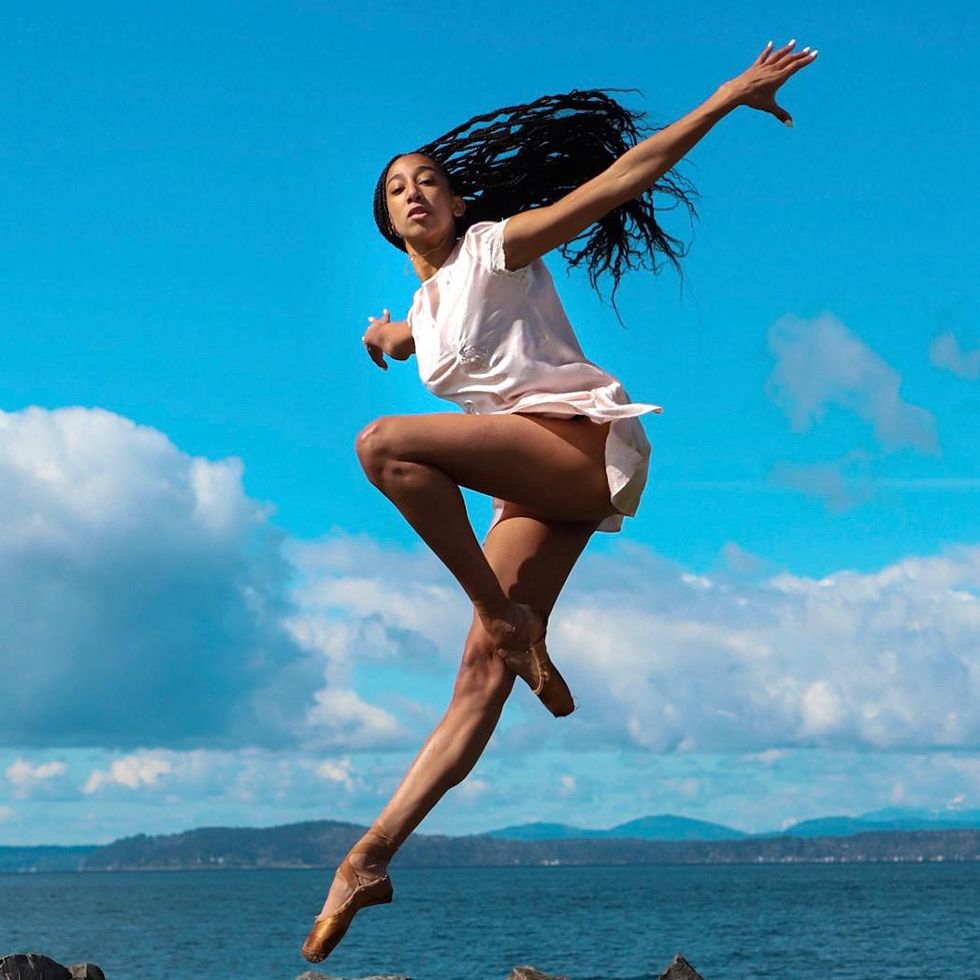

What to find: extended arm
left=503, top=38, right=818, bottom=269
left=362, top=309, right=415, bottom=371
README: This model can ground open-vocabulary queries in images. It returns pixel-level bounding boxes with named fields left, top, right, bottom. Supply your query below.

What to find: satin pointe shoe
left=495, top=602, right=576, bottom=718
left=301, top=825, right=396, bottom=964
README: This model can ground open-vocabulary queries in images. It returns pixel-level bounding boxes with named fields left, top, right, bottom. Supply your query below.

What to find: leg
left=355, top=412, right=614, bottom=637
left=310, top=509, right=596, bottom=927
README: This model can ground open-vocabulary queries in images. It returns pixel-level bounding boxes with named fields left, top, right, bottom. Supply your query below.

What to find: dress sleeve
left=464, top=219, right=531, bottom=281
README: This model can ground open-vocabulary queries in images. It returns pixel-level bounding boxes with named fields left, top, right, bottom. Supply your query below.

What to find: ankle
left=474, top=595, right=512, bottom=625
left=348, top=824, right=397, bottom=866
left=348, top=849, right=388, bottom=875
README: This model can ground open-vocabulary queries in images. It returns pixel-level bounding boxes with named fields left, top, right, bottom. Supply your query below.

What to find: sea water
left=1, top=862, right=978, bottom=980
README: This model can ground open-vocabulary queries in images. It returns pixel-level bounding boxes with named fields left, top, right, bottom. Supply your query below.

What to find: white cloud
left=6, top=759, right=68, bottom=785
left=543, top=541, right=980, bottom=754
left=286, top=533, right=980, bottom=758
left=0, top=407, right=455, bottom=758
left=930, top=330, right=980, bottom=380
left=286, top=534, right=468, bottom=668
left=557, top=774, right=578, bottom=799
left=305, top=687, right=408, bottom=750
left=0, top=406, right=356, bottom=751
left=84, top=751, right=173, bottom=794
left=766, top=312, right=938, bottom=453
left=455, top=776, right=491, bottom=801
left=5, top=759, right=68, bottom=798
left=316, top=757, right=356, bottom=792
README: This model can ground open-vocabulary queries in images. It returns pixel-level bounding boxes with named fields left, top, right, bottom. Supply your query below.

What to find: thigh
left=365, top=412, right=615, bottom=524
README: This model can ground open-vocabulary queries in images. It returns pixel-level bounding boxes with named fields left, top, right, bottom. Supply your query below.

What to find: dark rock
left=68, top=967, right=106, bottom=980
left=658, top=954, right=705, bottom=980
left=0, top=954, right=72, bottom=980
left=294, top=974, right=411, bottom=980
left=507, top=968, right=569, bottom=980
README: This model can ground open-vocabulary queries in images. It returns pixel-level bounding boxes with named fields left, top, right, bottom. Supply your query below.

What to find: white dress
left=406, top=218, right=662, bottom=533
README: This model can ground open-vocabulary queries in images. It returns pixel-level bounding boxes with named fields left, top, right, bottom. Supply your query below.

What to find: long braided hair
left=372, top=89, right=700, bottom=309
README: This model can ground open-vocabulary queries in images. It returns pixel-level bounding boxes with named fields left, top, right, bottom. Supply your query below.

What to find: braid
left=373, top=88, right=700, bottom=310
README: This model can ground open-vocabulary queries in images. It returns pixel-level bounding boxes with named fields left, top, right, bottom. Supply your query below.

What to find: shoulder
left=460, top=219, right=530, bottom=280
left=458, top=220, right=503, bottom=256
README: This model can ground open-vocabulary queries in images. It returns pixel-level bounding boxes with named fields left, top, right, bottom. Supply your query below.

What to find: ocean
left=2, top=862, right=978, bottom=979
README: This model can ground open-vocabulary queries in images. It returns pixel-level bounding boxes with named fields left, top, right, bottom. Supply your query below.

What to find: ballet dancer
left=303, top=37, right=817, bottom=963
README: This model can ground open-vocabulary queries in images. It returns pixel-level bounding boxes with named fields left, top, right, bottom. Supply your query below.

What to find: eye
left=390, top=186, right=404, bottom=196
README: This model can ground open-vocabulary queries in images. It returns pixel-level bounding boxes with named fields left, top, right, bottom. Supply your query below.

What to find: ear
left=452, top=196, right=467, bottom=219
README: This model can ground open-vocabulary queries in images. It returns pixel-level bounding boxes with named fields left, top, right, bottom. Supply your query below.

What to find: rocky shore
left=2, top=952, right=704, bottom=979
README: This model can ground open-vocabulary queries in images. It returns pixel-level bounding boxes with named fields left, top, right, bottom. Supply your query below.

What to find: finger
left=381, top=308, right=391, bottom=322
left=771, top=48, right=817, bottom=87
left=367, top=344, right=388, bottom=370
left=768, top=37, right=799, bottom=68
left=755, top=39, right=774, bottom=65
left=770, top=102, right=793, bottom=127
left=782, top=49, right=818, bottom=79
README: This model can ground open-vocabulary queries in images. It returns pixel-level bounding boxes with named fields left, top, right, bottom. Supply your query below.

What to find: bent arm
left=502, top=85, right=739, bottom=270
left=384, top=320, right=415, bottom=360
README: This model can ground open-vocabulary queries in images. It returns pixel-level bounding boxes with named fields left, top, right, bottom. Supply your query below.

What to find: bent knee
left=355, top=416, right=402, bottom=483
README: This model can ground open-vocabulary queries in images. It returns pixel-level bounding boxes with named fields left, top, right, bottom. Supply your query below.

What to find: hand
left=362, top=309, right=390, bottom=371
left=724, top=38, right=818, bottom=127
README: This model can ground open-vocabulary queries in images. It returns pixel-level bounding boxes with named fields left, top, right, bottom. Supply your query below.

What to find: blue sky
left=1, top=1, right=978, bottom=845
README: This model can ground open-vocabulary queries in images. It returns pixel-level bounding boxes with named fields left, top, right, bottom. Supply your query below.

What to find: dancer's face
left=384, top=154, right=465, bottom=249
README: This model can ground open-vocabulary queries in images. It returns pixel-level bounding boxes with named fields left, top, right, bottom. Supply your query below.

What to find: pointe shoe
left=301, top=825, right=396, bottom=964
left=496, top=603, right=576, bottom=718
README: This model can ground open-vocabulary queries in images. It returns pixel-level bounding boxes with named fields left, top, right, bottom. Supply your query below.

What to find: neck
left=406, top=230, right=458, bottom=282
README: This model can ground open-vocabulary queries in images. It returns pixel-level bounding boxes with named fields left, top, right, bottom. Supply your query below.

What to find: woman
left=302, top=38, right=817, bottom=963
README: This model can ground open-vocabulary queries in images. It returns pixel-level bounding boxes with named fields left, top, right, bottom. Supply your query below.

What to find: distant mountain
left=487, top=814, right=745, bottom=842
left=860, top=806, right=980, bottom=827
left=781, top=811, right=980, bottom=837
left=485, top=822, right=600, bottom=841
left=488, top=811, right=980, bottom=843
left=608, top=815, right=746, bottom=841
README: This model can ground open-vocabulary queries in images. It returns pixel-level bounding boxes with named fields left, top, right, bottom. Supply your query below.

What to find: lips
left=407, top=207, right=430, bottom=219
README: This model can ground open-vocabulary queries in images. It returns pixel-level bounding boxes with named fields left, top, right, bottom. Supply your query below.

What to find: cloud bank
left=0, top=406, right=319, bottom=750
left=554, top=543, right=980, bottom=753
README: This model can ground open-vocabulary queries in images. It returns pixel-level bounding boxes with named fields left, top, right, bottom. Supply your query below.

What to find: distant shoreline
left=4, top=821, right=980, bottom=873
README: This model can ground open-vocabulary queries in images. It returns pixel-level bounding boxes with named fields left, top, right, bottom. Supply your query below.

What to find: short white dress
left=406, top=218, right=662, bottom=533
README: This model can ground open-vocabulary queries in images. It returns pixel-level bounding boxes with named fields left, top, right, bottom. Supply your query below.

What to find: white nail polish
left=788, top=37, right=796, bottom=46
left=802, top=46, right=810, bottom=53
left=811, top=49, right=819, bottom=56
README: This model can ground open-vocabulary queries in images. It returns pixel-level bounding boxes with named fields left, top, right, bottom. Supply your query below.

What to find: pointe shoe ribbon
left=301, top=825, right=396, bottom=964
left=496, top=603, right=575, bottom=718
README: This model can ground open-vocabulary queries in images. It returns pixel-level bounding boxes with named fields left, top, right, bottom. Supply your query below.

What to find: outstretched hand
left=363, top=309, right=390, bottom=371
left=725, top=38, right=818, bottom=127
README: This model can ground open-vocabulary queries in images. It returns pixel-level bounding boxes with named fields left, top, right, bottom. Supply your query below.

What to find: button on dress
left=406, top=219, right=662, bottom=533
